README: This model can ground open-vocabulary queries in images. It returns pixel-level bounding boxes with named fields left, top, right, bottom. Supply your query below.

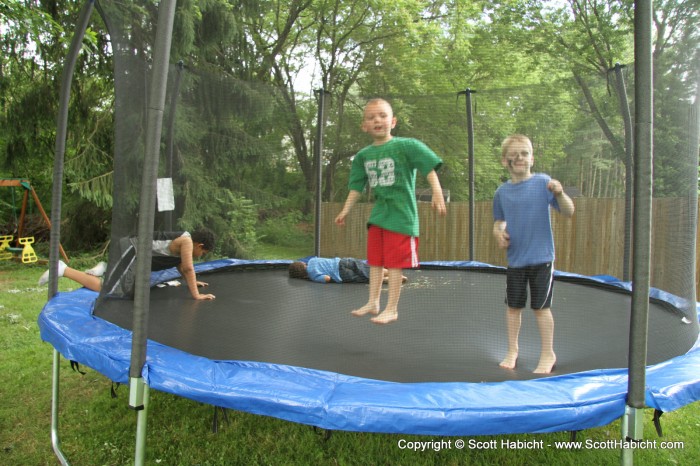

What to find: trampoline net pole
left=134, top=383, right=150, bottom=466
left=48, top=1, right=96, bottom=464
left=51, top=349, right=70, bottom=466
left=623, top=3, right=654, bottom=463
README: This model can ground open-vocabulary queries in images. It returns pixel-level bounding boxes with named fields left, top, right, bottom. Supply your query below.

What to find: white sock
left=57, top=260, right=67, bottom=277
left=38, top=260, right=68, bottom=286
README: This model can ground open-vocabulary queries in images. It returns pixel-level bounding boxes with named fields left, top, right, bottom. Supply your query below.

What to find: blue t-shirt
left=306, top=257, right=342, bottom=283
left=493, top=173, right=560, bottom=268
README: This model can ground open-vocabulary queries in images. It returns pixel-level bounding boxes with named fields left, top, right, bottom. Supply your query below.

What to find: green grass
left=1, top=258, right=698, bottom=465
left=255, top=242, right=313, bottom=260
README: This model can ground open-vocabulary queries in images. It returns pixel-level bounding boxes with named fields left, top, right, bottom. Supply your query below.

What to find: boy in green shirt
left=335, top=98, right=446, bottom=324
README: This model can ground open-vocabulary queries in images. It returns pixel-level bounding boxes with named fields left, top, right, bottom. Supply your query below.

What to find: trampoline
left=38, top=259, right=700, bottom=436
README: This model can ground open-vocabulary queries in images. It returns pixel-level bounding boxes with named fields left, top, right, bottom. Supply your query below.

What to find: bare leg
left=370, top=268, right=403, bottom=324
left=533, top=308, right=556, bottom=374
left=351, top=266, right=384, bottom=316
left=380, top=268, right=407, bottom=283
left=499, top=307, right=522, bottom=369
left=63, top=267, right=102, bottom=292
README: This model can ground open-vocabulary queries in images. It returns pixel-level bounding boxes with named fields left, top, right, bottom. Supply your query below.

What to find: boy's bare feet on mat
left=370, top=310, right=398, bottom=325
left=351, top=304, right=379, bottom=317
left=533, top=353, right=556, bottom=374
left=499, top=351, right=518, bottom=369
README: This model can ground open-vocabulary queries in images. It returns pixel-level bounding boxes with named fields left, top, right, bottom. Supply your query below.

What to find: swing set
left=0, top=179, right=68, bottom=263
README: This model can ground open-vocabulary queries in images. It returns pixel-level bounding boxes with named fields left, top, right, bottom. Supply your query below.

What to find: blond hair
left=364, top=98, right=394, bottom=118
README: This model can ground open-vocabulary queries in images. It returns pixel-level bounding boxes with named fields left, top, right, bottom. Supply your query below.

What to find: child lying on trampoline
left=38, top=228, right=216, bottom=300
left=288, top=257, right=406, bottom=284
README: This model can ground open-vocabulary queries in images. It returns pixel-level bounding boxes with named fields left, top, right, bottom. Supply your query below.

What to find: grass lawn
left=1, top=256, right=698, bottom=465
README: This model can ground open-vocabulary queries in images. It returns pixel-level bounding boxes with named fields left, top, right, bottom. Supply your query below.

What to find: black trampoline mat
left=94, top=266, right=697, bottom=383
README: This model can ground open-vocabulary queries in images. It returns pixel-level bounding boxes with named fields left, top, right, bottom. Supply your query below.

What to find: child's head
left=501, top=134, right=533, bottom=177
left=362, top=98, right=396, bottom=143
left=191, top=227, right=216, bottom=257
left=288, top=261, right=309, bottom=279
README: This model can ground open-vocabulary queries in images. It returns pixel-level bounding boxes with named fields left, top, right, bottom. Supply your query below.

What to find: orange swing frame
left=1, top=179, right=69, bottom=262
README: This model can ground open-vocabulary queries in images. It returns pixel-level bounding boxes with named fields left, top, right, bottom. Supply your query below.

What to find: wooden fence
left=320, top=198, right=699, bottom=300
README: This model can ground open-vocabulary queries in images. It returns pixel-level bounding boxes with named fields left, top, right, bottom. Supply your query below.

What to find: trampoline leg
left=50, top=349, right=70, bottom=466
left=313, top=426, right=334, bottom=441
left=652, top=409, right=663, bottom=437
left=133, top=381, right=150, bottom=466
left=620, top=405, right=644, bottom=465
left=212, top=406, right=230, bottom=433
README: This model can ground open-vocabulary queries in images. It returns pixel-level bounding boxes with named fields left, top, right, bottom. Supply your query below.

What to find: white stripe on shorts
left=410, top=237, right=419, bottom=268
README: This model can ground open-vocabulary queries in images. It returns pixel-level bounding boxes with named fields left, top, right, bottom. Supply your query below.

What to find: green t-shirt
left=348, top=137, right=443, bottom=237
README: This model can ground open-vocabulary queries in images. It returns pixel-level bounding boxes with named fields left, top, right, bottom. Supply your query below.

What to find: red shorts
left=367, top=225, right=419, bottom=269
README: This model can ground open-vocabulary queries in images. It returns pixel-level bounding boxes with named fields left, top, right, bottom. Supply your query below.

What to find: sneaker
left=85, top=261, right=107, bottom=277
left=38, top=260, right=67, bottom=286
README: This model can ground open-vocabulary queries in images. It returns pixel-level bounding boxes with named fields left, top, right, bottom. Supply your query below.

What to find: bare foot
left=351, top=304, right=380, bottom=317
left=370, top=310, right=398, bottom=325
left=533, top=353, right=556, bottom=374
left=382, top=276, right=408, bottom=284
left=499, top=351, right=518, bottom=369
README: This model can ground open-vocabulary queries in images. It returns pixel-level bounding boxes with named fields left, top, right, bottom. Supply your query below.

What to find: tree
left=485, top=0, right=699, bottom=197
left=3, top=0, right=696, bottom=250
left=1, top=0, right=114, bottom=247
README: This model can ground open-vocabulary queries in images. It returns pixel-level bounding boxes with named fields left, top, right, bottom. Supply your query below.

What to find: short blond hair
left=365, top=97, right=392, bottom=108
left=501, top=134, right=532, bottom=159
left=364, top=98, right=394, bottom=118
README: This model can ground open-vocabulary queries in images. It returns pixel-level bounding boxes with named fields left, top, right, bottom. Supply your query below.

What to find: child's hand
left=335, top=212, right=347, bottom=226
left=497, top=230, right=510, bottom=249
left=432, top=196, right=447, bottom=216
left=548, top=179, right=575, bottom=217
left=548, top=179, right=564, bottom=196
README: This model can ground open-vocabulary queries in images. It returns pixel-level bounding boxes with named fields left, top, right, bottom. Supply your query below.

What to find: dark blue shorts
left=338, top=258, right=371, bottom=283
left=505, top=262, right=554, bottom=310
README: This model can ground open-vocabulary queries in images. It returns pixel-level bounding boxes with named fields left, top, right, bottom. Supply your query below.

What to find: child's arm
left=493, top=220, right=510, bottom=249
left=548, top=179, right=575, bottom=217
left=335, top=190, right=361, bottom=226
left=309, top=273, right=331, bottom=283
left=426, top=170, right=447, bottom=215
left=173, top=236, right=215, bottom=300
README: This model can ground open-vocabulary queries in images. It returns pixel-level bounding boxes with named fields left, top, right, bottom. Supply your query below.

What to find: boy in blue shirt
left=288, top=257, right=406, bottom=284
left=493, top=134, right=574, bottom=373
